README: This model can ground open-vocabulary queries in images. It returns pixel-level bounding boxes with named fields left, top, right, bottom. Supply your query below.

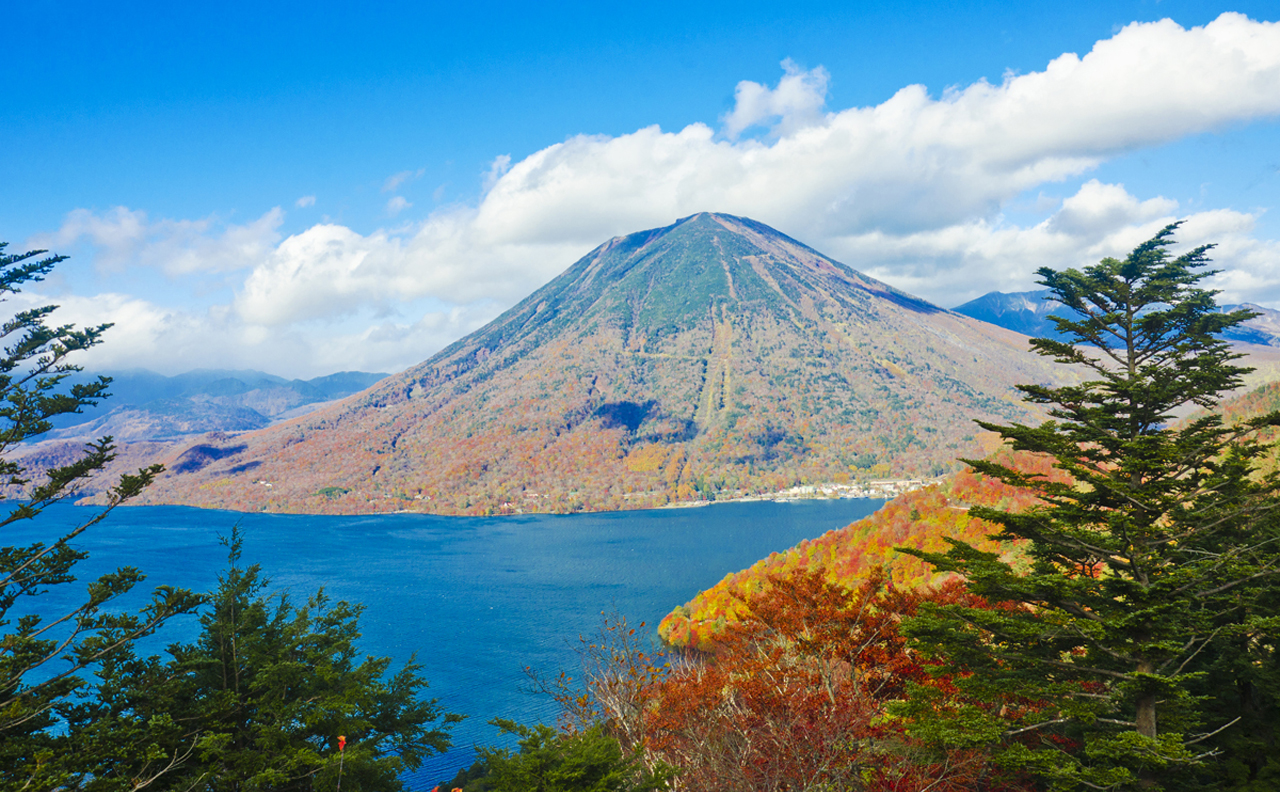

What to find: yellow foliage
left=625, top=444, right=669, bottom=473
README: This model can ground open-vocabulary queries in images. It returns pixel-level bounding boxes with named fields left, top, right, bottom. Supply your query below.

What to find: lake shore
left=662, top=477, right=935, bottom=509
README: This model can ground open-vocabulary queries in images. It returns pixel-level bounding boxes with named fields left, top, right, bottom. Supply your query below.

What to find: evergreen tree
left=901, top=225, right=1280, bottom=790
left=2, top=244, right=459, bottom=790
left=78, top=527, right=463, bottom=791
left=473, top=719, right=674, bottom=792
left=0, top=243, right=201, bottom=790
left=1182, top=573, right=1280, bottom=790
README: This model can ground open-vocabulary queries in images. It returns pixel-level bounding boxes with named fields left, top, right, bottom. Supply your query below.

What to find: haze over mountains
left=87, top=212, right=1080, bottom=515
left=46, top=369, right=388, bottom=441
left=954, top=289, right=1280, bottom=347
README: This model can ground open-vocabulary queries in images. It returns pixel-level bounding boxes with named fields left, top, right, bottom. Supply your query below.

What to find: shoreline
left=662, top=477, right=936, bottom=509
left=76, top=478, right=936, bottom=518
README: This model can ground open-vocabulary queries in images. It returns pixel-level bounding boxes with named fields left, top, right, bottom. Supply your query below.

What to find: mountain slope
left=128, top=213, right=1074, bottom=514
left=660, top=373, right=1280, bottom=649
left=659, top=446, right=1059, bottom=649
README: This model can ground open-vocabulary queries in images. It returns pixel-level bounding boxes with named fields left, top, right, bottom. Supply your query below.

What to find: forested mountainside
left=662, top=376, right=1280, bottom=649
left=659, top=445, right=1062, bottom=649
left=75, top=212, right=1071, bottom=515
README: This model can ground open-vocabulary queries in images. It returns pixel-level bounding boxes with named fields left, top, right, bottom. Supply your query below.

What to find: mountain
left=954, top=289, right=1280, bottom=347
left=1221, top=303, right=1280, bottom=346
left=950, top=290, right=1071, bottom=338
left=70, top=213, right=1078, bottom=515
left=43, top=369, right=389, bottom=441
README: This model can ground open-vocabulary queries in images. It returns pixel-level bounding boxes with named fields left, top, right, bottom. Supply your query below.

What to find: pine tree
left=88, top=527, right=464, bottom=791
left=0, top=243, right=201, bottom=790
left=901, top=225, right=1280, bottom=790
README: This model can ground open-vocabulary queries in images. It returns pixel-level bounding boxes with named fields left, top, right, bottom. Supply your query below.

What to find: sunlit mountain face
left=111, top=213, right=1071, bottom=515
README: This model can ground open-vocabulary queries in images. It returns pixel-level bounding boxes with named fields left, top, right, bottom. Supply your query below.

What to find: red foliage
left=644, top=569, right=1036, bottom=792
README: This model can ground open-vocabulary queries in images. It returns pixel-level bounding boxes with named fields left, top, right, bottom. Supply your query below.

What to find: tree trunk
left=1135, top=659, right=1157, bottom=739
left=1135, top=694, right=1157, bottom=739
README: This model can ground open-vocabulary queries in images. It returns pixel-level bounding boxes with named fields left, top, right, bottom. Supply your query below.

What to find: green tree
left=95, top=527, right=463, bottom=791
left=1, top=244, right=457, bottom=791
left=0, top=243, right=201, bottom=790
left=473, top=719, right=674, bottom=792
left=901, top=225, right=1280, bottom=790
left=1181, top=575, right=1280, bottom=791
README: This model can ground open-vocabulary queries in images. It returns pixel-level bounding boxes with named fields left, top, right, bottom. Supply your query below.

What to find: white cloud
left=7, top=285, right=499, bottom=378
left=483, top=155, right=512, bottom=194
left=832, top=182, right=1280, bottom=309
left=308, top=303, right=504, bottom=374
left=296, top=195, right=316, bottom=208
left=722, top=58, right=830, bottom=140
left=31, top=207, right=284, bottom=276
left=7, top=288, right=231, bottom=373
left=468, top=14, right=1280, bottom=244
left=383, top=171, right=412, bottom=192
left=1047, top=180, right=1178, bottom=237
left=233, top=209, right=586, bottom=326
left=25, top=12, right=1280, bottom=377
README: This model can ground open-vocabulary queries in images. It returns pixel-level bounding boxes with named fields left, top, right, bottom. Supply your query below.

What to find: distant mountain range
left=75, top=211, right=1085, bottom=515
left=953, top=289, right=1280, bottom=347
left=44, top=369, right=389, bottom=441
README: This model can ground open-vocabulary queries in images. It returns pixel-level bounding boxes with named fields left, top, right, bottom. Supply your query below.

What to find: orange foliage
left=660, top=449, right=1068, bottom=648
left=567, top=570, right=1038, bottom=791
left=645, top=570, right=1037, bottom=791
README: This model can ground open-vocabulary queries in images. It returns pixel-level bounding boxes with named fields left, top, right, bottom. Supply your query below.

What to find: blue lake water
left=10, top=498, right=885, bottom=788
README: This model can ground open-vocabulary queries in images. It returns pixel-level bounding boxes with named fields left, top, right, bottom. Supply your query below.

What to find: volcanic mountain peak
left=132, top=213, right=1071, bottom=515
left=416, top=212, right=940, bottom=388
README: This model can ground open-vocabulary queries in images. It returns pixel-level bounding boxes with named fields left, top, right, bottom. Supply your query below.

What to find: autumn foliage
left=552, top=569, right=1036, bottom=792
left=660, top=448, right=1068, bottom=648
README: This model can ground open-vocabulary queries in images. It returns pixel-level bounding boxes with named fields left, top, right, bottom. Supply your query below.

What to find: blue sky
left=4, top=1, right=1279, bottom=377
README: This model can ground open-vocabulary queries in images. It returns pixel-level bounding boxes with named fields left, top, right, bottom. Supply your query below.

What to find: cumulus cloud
left=722, top=58, right=831, bottom=139
left=6, top=288, right=234, bottom=373
left=31, top=206, right=284, bottom=276
left=1047, top=181, right=1178, bottom=236
left=472, top=14, right=1280, bottom=243
left=834, top=181, right=1280, bottom=308
left=233, top=208, right=586, bottom=326
left=26, top=12, right=1280, bottom=377
left=307, top=303, right=504, bottom=374
left=482, top=155, right=512, bottom=193
left=7, top=284, right=501, bottom=378
left=295, top=195, right=316, bottom=208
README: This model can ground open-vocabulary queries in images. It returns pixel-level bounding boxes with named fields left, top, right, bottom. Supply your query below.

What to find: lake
left=10, top=498, right=886, bottom=788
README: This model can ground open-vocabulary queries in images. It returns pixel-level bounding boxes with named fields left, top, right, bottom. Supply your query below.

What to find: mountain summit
left=137, top=213, right=1066, bottom=514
